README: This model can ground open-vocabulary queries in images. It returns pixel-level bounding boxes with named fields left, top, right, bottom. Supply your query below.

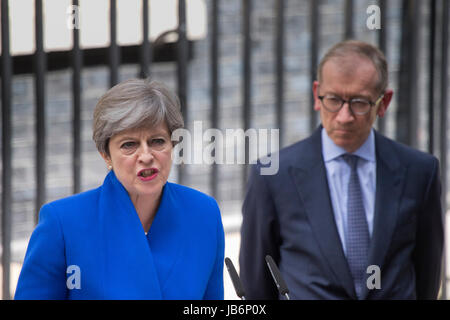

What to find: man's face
left=313, top=56, right=393, bottom=153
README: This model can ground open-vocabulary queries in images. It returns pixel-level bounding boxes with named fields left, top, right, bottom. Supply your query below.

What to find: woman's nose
left=137, top=145, right=154, bottom=163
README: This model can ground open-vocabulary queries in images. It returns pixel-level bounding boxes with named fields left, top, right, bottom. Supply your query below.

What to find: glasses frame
left=318, top=93, right=385, bottom=116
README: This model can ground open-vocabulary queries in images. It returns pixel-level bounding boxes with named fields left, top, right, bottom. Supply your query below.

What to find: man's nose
left=335, top=102, right=355, bottom=123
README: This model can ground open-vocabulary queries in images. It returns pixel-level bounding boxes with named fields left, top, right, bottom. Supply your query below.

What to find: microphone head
left=225, top=257, right=246, bottom=299
left=265, top=255, right=289, bottom=296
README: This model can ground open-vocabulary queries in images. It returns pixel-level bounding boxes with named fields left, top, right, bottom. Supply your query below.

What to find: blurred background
left=0, top=0, right=449, bottom=300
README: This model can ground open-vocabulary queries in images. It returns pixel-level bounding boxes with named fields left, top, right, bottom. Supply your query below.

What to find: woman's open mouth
left=137, top=168, right=159, bottom=181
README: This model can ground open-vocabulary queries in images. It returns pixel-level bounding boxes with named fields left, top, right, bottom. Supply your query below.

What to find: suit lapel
left=360, top=131, right=405, bottom=299
left=98, top=171, right=163, bottom=299
left=290, top=128, right=356, bottom=298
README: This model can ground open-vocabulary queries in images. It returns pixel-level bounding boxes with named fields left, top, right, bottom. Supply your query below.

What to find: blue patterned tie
left=343, top=154, right=370, bottom=299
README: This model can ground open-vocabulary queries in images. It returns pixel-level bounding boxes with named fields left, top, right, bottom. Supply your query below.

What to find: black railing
left=309, top=0, right=320, bottom=132
left=34, top=0, right=46, bottom=225
left=177, top=0, right=188, bottom=186
left=72, top=0, right=82, bottom=196
left=439, top=0, right=449, bottom=300
left=210, top=0, right=220, bottom=198
left=1, top=0, right=449, bottom=300
left=1, top=0, right=13, bottom=302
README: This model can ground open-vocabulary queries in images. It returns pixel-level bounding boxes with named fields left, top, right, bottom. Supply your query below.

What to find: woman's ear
left=100, top=152, right=112, bottom=168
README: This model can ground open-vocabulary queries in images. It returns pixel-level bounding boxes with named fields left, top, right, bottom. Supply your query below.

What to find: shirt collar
left=321, top=128, right=376, bottom=163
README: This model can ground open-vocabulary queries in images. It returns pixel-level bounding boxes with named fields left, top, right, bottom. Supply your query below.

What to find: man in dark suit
left=239, top=40, right=443, bottom=299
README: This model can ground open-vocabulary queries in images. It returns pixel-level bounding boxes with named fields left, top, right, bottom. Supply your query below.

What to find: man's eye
left=351, top=99, right=370, bottom=107
left=325, top=97, right=341, bottom=104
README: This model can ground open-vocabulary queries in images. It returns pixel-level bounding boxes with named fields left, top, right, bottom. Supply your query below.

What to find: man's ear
left=377, top=89, right=393, bottom=118
left=313, top=81, right=321, bottom=111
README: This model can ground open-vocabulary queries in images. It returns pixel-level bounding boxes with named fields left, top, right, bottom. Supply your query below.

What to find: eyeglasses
left=318, top=94, right=384, bottom=115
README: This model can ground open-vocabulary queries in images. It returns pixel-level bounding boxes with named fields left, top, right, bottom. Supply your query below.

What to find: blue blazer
left=240, top=127, right=443, bottom=299
left=15, top=171, right=225, bottom=300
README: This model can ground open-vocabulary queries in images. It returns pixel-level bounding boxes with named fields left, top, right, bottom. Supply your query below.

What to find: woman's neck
left=130, top=192, right=162, bottom=233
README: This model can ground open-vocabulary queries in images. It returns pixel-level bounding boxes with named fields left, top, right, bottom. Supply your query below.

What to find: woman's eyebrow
left=116, top=136, right=137, bottom=143
left=118, top=132, right=169, bottom=142
left=149, top=131, right=170, bottom=138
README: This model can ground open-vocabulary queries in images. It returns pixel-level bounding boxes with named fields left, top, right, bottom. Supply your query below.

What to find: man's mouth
left=334, top=128, right=353, bottom=134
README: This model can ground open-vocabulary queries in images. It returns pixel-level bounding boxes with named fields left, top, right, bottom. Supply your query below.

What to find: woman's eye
left=152, top=138, right=165, bottom=145
left=121, top=142, right=136, bottom=149
left=150, top=138, right=167, bottom=151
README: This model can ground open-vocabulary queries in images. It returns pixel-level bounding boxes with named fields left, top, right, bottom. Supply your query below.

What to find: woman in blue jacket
left=15, top=79, right=225, bottom=300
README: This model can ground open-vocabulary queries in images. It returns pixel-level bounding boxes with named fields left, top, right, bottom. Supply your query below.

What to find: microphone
left=224, top=257, right=246, bottom=300
left=265, top=255, right=290, bottom=300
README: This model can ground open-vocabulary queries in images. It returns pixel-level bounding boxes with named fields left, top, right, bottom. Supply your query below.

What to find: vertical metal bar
left=1, top=0, right=13, bottom=301
left=396, top=0, right=420, bottom=147
left=310, top=0, right=320, bottom=133
left=177, top=0, right=188, bottom=123
left=242, top=0, right=251, bottom=132
left=109, top=0, right=119, bottom=87
left=242, top=0, right=252, bottom=186
left=210, top=0, right=220, bottom=199
left=377, top=0, right=387, bottom=135
left=275, top=0, right=285, bottom=146
left=378, top=0, right=387, bottom=55
left=439, top=0, right=449, bottom=300
left=428, top=0, right=436, bottom=154
left=35, top=0, right=47, bottom=224
left=177, top=0, right=188, bottom=185
left=140, top=0, right=151, bottom=79
left=344, top=0, right=354, bottom=39
left=72, top=0, right=82, bottom=195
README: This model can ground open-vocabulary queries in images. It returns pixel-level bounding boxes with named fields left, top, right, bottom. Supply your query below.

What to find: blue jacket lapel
left=98, top=171, right=163, bottom=299
left=290, top=127, right=356, bottom=298
left=146, top=182, right=186, bottom=290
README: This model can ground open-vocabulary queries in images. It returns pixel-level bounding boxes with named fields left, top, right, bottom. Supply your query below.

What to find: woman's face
left=101, top=122, right=173, bottom=203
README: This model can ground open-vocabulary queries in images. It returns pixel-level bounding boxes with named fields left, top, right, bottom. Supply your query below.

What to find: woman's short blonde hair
left=92, top=79, right=184, bottom=155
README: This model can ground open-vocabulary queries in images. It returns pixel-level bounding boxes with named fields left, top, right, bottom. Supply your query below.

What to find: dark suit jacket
left=239, top=127, right=443, bottom=299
